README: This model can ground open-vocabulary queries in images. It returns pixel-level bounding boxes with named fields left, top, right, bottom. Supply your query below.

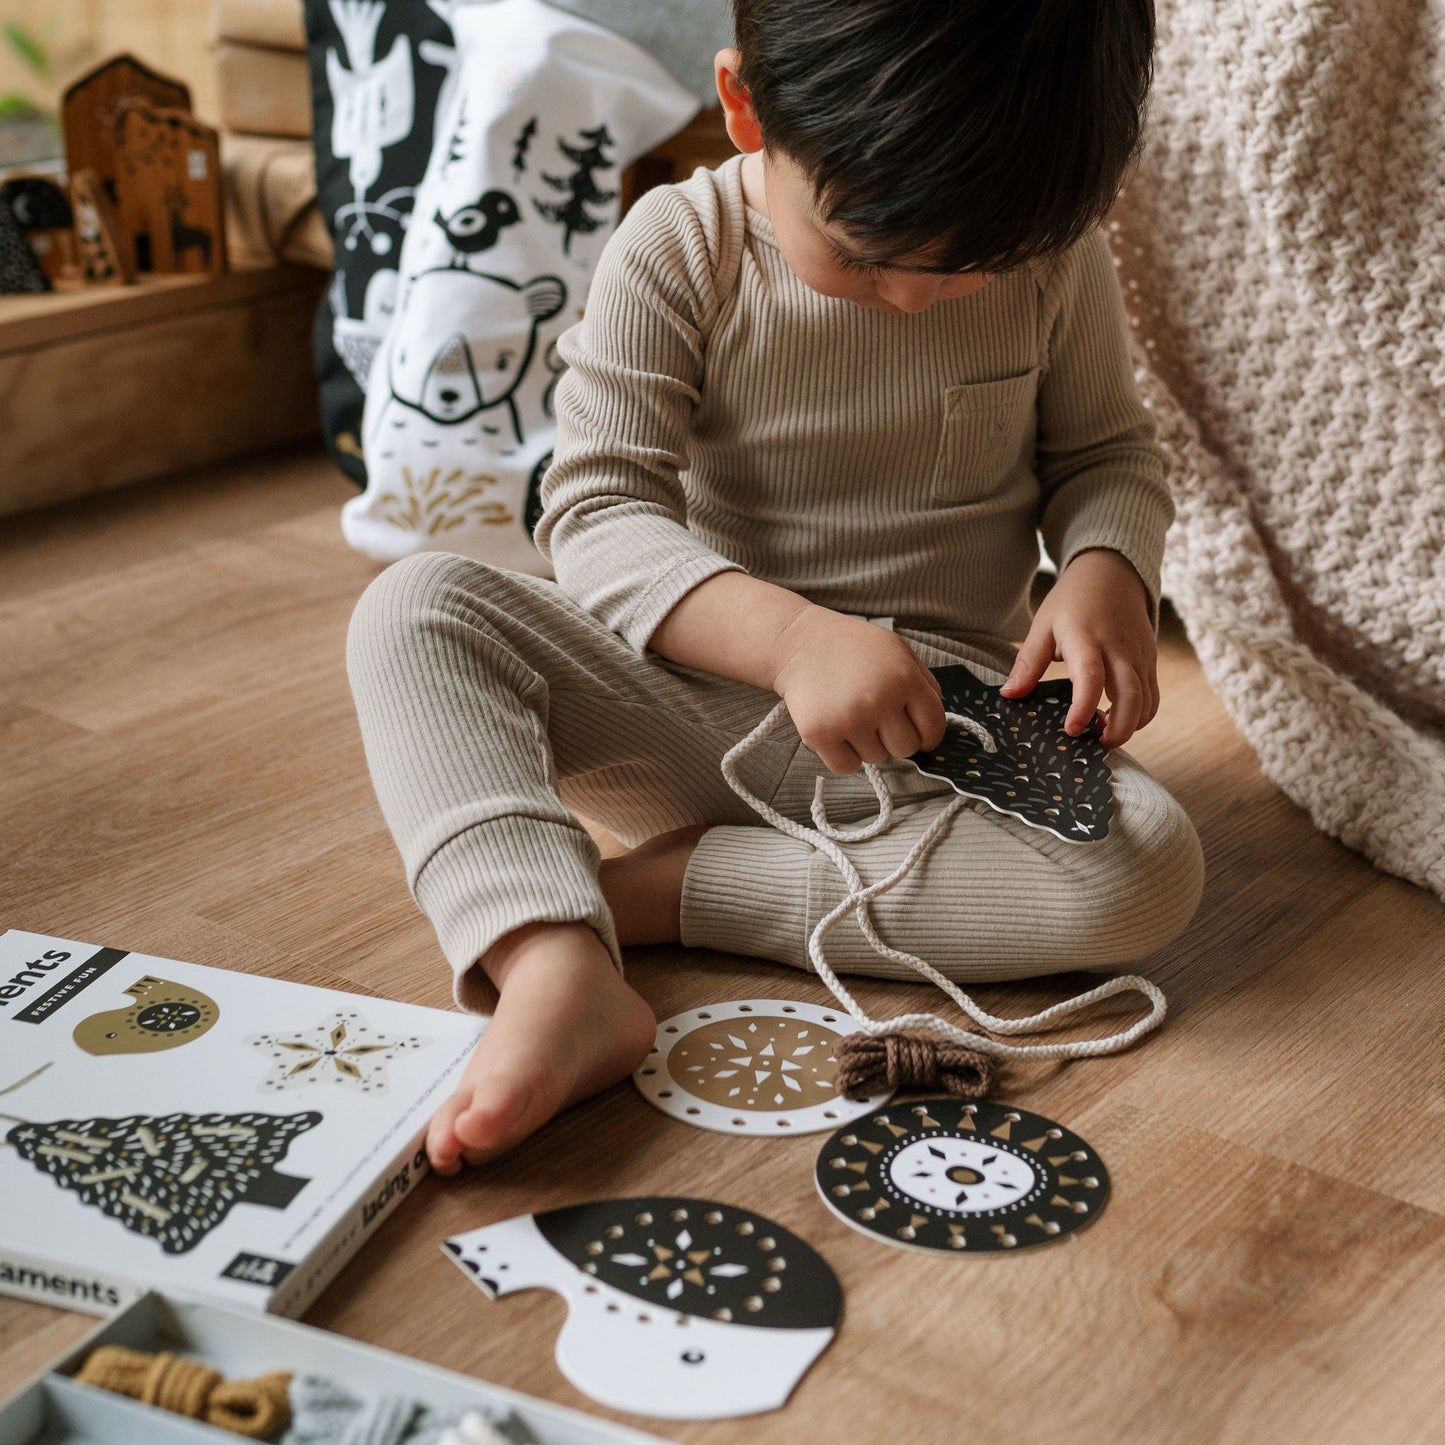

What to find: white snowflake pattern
left=674, top=1019, right=836, bottom=1109
left=611, top=1228, right=750, bottom=1302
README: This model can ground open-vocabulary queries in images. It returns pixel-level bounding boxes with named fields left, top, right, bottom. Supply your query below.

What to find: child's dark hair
left=732, top=0, right=1155, bottom=273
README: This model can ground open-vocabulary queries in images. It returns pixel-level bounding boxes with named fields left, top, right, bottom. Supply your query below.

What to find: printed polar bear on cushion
left=386, top=267, right=565, bottom=443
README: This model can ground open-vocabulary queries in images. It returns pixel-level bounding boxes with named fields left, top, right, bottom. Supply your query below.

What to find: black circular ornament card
left=816, top=1098, right=1109, bottom=1255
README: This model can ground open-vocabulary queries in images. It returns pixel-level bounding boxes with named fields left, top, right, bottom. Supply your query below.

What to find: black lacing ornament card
left=816, top=1098, right=1109, bottom=1255
left=907, top=666, right=1114, bottom=842
left=444, top=1197, right=841, bottom=1419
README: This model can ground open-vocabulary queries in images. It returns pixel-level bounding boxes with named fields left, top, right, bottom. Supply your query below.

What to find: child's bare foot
left=599, top=823, right=709, bottom=945
left=426, top=922, right=655, bottom=1173
left=426, top=824, right=708, bottom=1171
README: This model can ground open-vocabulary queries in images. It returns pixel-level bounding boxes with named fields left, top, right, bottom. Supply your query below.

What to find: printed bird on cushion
left=435, top=189, right=521, bottom=257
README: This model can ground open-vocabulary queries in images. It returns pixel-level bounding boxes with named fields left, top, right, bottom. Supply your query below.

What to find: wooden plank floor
left=2, top=447, right=1443, bottom=1444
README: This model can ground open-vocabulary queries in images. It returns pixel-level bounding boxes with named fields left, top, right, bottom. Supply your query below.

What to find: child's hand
left=770, top=605, right=947, bottom=773
left=1000, top=548, right=1158, bottom=748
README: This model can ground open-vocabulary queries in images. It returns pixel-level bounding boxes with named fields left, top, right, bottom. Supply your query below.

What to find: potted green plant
left=0, top=20, right=62, bottom=168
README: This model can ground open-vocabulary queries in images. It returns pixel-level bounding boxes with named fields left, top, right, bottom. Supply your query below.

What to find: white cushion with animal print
left=344, top=0, right=698, bottom=573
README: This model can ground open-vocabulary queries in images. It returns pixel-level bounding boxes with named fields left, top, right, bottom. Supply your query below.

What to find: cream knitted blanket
left=1109, top=0, right=1445, bottom=897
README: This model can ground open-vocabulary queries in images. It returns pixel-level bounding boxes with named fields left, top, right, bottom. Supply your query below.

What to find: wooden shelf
left=0, top=262, right=326, bottom=518
left=0, top=264, right=318, bottom=351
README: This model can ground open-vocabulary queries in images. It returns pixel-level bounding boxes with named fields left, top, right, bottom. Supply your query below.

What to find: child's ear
left=714, top=48, right=763, bottom=153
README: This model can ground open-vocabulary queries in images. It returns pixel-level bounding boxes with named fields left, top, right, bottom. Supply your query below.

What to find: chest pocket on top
left=929, top=367, right=1041, bottom=501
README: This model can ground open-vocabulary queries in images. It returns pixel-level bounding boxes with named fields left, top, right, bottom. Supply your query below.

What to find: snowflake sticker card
left=907, top=666, right=1114, bottom=842
left=246, top=1010, right=430, bottom=1096
left=444, top=1197, right=841, bottom=1420
left=0, top=928, right=482, bottom=1318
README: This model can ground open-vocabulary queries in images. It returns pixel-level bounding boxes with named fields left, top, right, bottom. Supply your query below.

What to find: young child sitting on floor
left=347, top=0, right=1204, bottom=1172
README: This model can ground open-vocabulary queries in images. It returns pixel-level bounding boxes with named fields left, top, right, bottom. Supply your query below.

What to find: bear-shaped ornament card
left=444, top=1198, right=841, bottom=1420
left=0, top=929, right=481, bottom=1317
left=909, top=667, right=1114, bottom=842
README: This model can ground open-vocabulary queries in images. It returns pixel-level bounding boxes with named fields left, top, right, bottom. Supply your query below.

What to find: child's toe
left=454, top=1074, right=535, bottom=1154
left=427, top=1088, right=471, bottom=1172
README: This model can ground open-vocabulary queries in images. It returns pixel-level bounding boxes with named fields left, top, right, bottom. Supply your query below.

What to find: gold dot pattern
left=533, top=1197, right=843, bottom=1329
left=816, top=1098, right=1109, bottom=1255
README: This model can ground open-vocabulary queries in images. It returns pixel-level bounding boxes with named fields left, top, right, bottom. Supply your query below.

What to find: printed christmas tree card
left=0, top=929, right=482, bottom=1319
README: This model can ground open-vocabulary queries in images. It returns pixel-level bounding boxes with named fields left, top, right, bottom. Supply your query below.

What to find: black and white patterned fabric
left=343, top=0, right=696, bottom=571
left=305, top=0, right=722, bottom=571
left=306, top=0, right=461, bottom=488
left=0, top=201, right=50, bottom=294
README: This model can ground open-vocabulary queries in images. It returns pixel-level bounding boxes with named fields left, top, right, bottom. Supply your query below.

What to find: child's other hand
left=1000, top=548, right=1158, bottom=749
left=770, top=606, right=947, bottom=773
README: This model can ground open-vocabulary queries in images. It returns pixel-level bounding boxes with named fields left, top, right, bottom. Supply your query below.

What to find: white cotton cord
left=942, top=710, right=997, bottom=754
left=807, top=711, right=994, bottom=842
left=810, top=772, right=893, bottom=841
left=720, top=702, right=1167, bottom=1063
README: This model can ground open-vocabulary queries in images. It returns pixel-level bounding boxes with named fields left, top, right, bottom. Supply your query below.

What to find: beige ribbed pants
left=347, top=553, right=1204, bottom=1012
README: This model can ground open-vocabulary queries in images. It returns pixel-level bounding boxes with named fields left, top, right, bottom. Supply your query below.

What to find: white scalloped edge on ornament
left=633, top=999, right=892, bottom=1136
left=899, top=753, right=1113, bottom=845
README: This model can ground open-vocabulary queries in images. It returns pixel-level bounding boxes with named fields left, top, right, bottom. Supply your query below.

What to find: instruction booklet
left=0, top=929, right=481, bottom=1318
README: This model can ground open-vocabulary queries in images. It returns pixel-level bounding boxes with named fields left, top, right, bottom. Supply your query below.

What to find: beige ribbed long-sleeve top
left=537, top=155, right=1170, bottom=662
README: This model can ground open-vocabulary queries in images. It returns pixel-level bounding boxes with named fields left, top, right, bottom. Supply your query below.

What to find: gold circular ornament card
left=633, top=1000, right=892, bottom=1135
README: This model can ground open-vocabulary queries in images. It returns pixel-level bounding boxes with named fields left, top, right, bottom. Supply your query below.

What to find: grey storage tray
left=0, top=1375, right=228, bottom=1445
left=0, top=1292, right=671, bottom=1445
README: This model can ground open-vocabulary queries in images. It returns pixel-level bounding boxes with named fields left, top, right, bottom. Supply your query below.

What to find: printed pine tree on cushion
left=533, top=123, right=617, bottom=255
left=6, top=1109, right=320, bottom=1254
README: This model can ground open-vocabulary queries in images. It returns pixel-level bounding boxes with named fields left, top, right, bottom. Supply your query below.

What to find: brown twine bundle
left=75, top=1344, right=292, bottom=1440
left=833, top=1029, right=996, bottom=1101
